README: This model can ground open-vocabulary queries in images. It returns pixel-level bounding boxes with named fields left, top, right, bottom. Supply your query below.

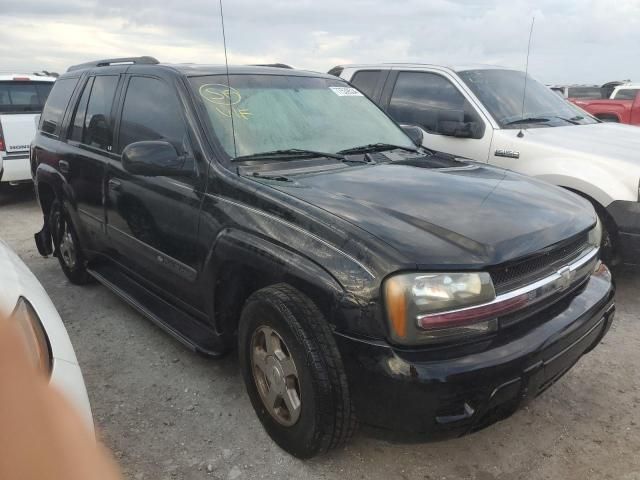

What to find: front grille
left=490, top=232, right=590, bottom=295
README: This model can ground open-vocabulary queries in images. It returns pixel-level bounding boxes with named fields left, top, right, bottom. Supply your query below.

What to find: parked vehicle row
left=331, top=63, right=640, bottom=266
left=572, top=85, right=640, bottom=125
left=0, top=74, right=56, bottom=185
left=29, top=57, right=616, bottom=458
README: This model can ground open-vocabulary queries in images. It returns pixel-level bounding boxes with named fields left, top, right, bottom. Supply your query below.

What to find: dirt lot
left=1, top=186, right=639, bottom=480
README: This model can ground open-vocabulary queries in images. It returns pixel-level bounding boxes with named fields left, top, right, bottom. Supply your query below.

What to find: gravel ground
left=1, top=185, right=639, bottom=480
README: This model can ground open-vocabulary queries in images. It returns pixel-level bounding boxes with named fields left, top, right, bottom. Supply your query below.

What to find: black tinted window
left=567, top=87, right=603, bottom=99
left=119, top=77, right=189, bottom=157
left=0, top=81, right=53, bottom=113
left=83, top=76, right=118, bottom=151
left=351, top=70, right=381, bottom=98
left=69, top=77, right=93, bottom=142
left=389, top=72, right=484, bottom=138
left=613, top=89, right=639, bottom=100
left=40, top=78, right=78, bottom=135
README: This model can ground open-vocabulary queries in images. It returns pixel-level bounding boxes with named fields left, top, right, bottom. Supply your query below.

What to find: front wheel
left=238, top=284, right=356, bottom=458
left=49, top=199, right=93, bottom=285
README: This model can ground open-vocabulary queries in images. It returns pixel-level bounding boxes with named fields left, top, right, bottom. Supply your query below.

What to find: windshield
left=0, top=81, right=53, bottom=113
left=190, top=74, right=415, bottom=158
left=458, top=69, right=598, bottom=128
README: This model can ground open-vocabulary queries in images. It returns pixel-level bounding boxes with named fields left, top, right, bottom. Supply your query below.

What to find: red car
left=572, top=90, right=640, bottom=125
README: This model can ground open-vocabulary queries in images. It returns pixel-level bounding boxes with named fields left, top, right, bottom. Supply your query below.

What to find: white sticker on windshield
left=329, top=86, right=363, bottom=97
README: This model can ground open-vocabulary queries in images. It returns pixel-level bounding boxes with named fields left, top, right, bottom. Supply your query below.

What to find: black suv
left=31, top=57, right=615, bottom=458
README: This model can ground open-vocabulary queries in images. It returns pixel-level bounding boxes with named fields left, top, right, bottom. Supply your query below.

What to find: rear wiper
left=337, top=143, right=418, bottom=155
left=232, top=149, right=345, bottom=162
left=503, top=117, right=551, bottom=126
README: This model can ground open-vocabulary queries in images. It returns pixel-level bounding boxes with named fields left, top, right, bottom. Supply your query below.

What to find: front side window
left=40, top=78, right=79, bottom=136
left=612, top=89, right=639, bottom=100
left=388, top=72, right=485, bottom=139
left=119, top=76, right=189, bottom=156
left=459, top=69, right=599, bottom=128
left=189, top=74, right=414, bottom=158
left=83, top=75, right=119, bottom=151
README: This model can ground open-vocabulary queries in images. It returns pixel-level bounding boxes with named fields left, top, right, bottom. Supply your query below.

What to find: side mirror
left=438, top=120, right=477, bottom=138
left=122, top=141, right=191, bottom=177
left=400, top=124, right=424, bottom=147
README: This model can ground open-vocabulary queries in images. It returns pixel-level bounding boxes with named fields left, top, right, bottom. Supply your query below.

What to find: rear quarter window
left=350, top=70, right=382, bottom=98
left=40, top=77, right=79, bottom=136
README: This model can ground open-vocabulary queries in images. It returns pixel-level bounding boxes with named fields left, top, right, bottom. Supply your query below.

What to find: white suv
left=0, top=74, right=56, bottom=185
left=331, top=64, right=640, bottom=265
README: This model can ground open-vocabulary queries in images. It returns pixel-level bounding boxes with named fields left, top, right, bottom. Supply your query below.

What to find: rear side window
left=40, top=78, right=79, bottom=135
left=350, top=70, right=381, bottom=98
left=69, top=77, right=94, bottom=142
left=118, top=76, right=189, bottom=157
left=0, top=81, right=53, bottom=113
left=83, top=75, right=119, bottom=151
left=567, top=87, right=603, bottom=99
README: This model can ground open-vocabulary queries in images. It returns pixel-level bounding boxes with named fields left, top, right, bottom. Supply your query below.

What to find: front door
left=384, top=70, right=493, bottom=162
left=105, top=75, right=205, bottom=306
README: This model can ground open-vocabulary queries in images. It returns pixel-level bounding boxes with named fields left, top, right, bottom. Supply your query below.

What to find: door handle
left=108, top=179, right=122, bottom=191
left=58, top=160, right=70, bottom=174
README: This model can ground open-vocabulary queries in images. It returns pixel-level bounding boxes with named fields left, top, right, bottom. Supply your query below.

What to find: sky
left=1, top=0, right=639, bottom=85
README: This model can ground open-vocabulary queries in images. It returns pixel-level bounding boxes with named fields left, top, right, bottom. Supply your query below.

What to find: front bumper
left=607, top=200, right=640, bottom=265
left=335, top=272, right=615, bottom=436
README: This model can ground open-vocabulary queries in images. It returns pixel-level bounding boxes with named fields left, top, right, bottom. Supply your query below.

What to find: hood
left=516, top=123, right=640, bottom=167
left=270, top=160, right=595, bottom=268
left=0, top=240, right=78, bottom=363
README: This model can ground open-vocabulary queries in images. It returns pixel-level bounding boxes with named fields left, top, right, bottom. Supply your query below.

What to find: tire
left=238, top=284, right=356, bottom=458
left=49, top=199, right=93, bottom=285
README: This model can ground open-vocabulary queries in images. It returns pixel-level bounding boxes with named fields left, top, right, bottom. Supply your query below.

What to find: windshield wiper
left=552, top=115, right=582, bottom=125
left=337, top=143, right=418, bottom=155
left=503, top=117, right=551, bottom=126
left=232, top=149, right=345, bottom=162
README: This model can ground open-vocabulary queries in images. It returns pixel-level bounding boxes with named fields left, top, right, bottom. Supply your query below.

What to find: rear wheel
left=50, top=199, right=93, bottom=285
left=238, top=284, right=356, bottom=458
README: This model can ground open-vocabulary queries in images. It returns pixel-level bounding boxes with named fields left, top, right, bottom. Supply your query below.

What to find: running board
left=87, top=264, right=225, bottom=357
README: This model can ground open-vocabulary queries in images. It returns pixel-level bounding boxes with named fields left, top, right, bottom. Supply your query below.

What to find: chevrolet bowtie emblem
left=557, top=266, right=572, bottom=290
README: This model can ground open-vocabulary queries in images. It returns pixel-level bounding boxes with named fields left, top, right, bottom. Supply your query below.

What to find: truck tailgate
left=0, top=113, right=40, bottom=154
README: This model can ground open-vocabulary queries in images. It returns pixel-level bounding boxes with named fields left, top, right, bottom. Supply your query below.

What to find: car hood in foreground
left=270, top=160, right=595, bottom=268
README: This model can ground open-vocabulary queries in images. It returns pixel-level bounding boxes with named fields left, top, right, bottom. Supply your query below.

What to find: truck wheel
left=50, top=199, right=92, bottom=285
left=238, top=284, right=356, bottom=458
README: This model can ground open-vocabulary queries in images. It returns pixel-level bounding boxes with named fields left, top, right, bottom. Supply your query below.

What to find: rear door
left=63, top=74, right=121, bottom=251
left=381, top=70, right=493, bottom=161
left=105, top=74, right=205, bottom=305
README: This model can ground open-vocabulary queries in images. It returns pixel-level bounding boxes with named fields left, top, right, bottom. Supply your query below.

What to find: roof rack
left=67, top=56, right=159, bottom=72
left=252, top=63, right=293, bottom=69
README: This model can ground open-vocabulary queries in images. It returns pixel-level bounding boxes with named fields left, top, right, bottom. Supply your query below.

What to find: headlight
left=11, top=297, right=52, bottom=375
left=587, top=216, right=602, bottom=248
left=384, top=272, right=497, bottom=345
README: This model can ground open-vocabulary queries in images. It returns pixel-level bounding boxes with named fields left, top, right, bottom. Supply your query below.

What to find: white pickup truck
left=332, top=64, right=640, bottom=265
left=0, top=74, right=55, bottom=185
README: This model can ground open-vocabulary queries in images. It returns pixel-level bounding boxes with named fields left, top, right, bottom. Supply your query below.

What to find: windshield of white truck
left=458, top=69, right=598, bottom=128
left=190, top=74, right=415, bottom=159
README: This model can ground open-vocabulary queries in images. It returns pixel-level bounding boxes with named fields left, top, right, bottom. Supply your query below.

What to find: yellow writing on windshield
left=199, top=84, right=252, bottom=120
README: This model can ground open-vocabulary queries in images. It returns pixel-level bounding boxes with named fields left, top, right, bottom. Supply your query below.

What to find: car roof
left=614, top=83, right=640, bottom=89
left=0, top=73, right=57, bottom=82
left=335, top=63, right=511, bottom=73
left=61, top=58, right=336, bottom=81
